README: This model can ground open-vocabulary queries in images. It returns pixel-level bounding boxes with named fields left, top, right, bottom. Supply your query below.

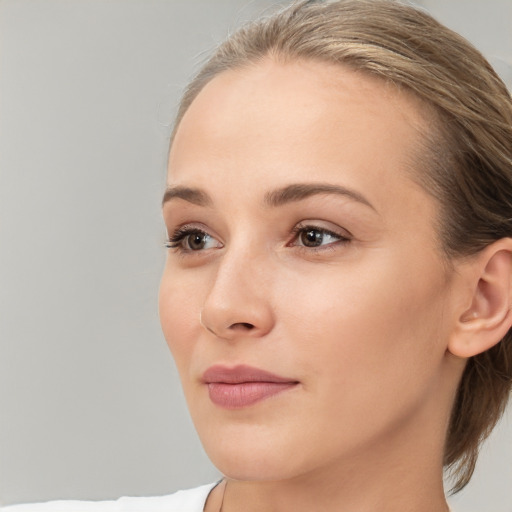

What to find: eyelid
left=292, top=221, right=352, bottom=239
left=165, top=222, right=215, bottom=240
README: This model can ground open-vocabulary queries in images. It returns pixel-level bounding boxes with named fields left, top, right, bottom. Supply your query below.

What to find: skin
left=159, top=59, right=471, bottom=512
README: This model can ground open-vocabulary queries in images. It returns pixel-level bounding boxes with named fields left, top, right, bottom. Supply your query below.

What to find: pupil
left=189, top=233, right=206, bottom=250
left=301, top=229, right=322, bottom=247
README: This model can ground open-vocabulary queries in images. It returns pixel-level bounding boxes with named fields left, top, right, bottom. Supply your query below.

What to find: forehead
left=168, top=58, right=432, bottom=214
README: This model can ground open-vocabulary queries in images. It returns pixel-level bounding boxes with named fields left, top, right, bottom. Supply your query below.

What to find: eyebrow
left=162, top=182, right=376, bottom=211
left=162, top=186, right=213, bottom=207
left=264, top=183, right=376, bottom=210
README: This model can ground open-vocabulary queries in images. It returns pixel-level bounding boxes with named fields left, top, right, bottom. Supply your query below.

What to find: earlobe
left=448, top=238, right=512, bottom=359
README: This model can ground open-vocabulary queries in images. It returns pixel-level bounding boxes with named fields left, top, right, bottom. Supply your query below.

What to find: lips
left=202, top=364, right=299, bottom=409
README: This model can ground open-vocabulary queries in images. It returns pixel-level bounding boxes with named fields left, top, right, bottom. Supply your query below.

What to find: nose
left=200, top=249, right=275, bottom=341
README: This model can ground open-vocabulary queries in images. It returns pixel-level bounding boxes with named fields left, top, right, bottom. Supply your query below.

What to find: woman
left=5, top=0, right=512, bottom=510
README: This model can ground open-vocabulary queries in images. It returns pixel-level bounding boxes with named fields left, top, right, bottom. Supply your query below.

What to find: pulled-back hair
left=171, top=0, right=512, bottom=492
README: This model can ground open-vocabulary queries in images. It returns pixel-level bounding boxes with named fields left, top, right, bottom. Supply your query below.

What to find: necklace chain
left=218, top=479, right=227, bottom=512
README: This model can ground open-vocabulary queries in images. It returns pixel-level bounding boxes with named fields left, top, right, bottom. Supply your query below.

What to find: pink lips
left=202, top=365, right=299, bottom=409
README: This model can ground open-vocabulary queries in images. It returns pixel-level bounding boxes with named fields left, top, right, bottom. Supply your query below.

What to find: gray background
left=0, top=0, right=510, bottom=510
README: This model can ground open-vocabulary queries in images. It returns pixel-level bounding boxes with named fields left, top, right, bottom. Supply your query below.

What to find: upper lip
left=202, top=364, right=297, bottom=384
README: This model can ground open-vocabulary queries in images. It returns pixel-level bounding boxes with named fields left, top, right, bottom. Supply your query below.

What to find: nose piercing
left=200, top=309, right=217, bottom=336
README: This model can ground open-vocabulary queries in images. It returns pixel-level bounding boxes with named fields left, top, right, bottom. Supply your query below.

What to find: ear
left=448, top=238, right=512, bottom=359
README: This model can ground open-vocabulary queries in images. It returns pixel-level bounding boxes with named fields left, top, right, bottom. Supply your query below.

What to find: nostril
left=230, top=322, right=254, bottom=330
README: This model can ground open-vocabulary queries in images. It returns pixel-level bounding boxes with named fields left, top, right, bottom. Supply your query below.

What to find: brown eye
left=166, top=227, right=222, bottom=252
left=291, top=225, right=350, bottom=250
left=300, top=229, right=324, bottom=247
left=186, top=232, right=208, bottom=250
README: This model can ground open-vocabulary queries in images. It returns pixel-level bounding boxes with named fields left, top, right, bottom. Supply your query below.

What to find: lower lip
left=207, top=382, right=297, bottom=409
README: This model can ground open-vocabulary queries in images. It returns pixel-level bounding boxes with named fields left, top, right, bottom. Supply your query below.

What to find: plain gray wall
left=0, top=0, right=510, bottom=510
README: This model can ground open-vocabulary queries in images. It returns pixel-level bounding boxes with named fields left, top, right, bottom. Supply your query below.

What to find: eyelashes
left=164, top=223, right=352, bottom=255
left=164, top=226, right=222, bottom=251
left=289, top=224, right=350, bottom=249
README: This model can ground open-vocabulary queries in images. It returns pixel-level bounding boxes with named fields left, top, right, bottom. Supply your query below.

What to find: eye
left=165, top=226, right=222, bottom=252
left=291, top=224, right=350, bottom=249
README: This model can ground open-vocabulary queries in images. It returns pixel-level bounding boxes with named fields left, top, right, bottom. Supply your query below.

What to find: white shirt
left=2, top=483, right=217, bottom=512
left=3, top=484, right=458, bottom=512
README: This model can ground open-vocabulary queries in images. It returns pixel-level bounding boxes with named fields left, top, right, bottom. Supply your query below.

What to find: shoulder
left=2, top=483, right=218, bottom=512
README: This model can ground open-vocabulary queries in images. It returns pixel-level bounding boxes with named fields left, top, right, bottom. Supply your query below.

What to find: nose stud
left=200, top=309, right=217, bottom=336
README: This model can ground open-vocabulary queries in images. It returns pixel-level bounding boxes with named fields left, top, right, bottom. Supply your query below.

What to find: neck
left=220, top=459, right=448, bottom=512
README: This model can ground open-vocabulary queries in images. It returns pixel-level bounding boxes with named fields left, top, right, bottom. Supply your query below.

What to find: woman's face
left=160, top=60, right=461, bottom=480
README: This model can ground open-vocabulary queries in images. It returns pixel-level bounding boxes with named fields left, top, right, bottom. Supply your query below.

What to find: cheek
left=277, top=252, right=449, bottom=407
left=159, top=265, right=202, bottom=370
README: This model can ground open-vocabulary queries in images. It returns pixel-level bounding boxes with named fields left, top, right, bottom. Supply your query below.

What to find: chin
left=210, top=451, right=302, bottom=482
left=197, top=422, right=317, bottom=482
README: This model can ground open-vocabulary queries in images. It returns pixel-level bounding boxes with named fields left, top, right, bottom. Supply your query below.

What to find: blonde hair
left=171, top=0, right=512, bottom=492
